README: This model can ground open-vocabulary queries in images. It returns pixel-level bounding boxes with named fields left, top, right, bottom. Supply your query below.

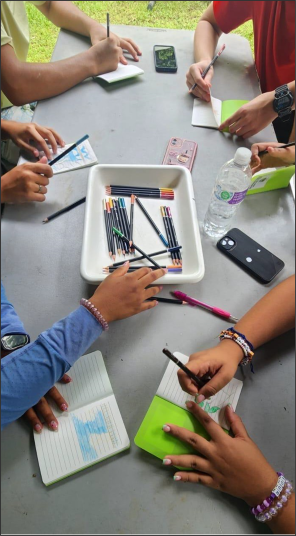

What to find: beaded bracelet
left=219, top=327, right=254, bottom=372
left=252, top=473, right=293, bottom=523
left=80, top=298, right=109, bottom=331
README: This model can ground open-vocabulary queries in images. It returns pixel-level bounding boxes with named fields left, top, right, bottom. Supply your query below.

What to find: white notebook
left=96, top=63, right=144, bottom=83
left=34, top=351, right=130, bottom=486
left=18, top=139, right=98, bottom=174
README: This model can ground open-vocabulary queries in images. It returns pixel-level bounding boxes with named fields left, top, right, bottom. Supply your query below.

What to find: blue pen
left=48, top=134, right=89, bottom=167
left=135, top=196, right=169, bottom=247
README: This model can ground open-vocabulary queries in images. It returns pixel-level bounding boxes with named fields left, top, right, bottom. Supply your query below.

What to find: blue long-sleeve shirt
left=1, top=283, right=103, bottom=430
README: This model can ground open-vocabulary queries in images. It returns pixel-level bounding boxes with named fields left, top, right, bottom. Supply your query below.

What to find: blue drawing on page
left=72, top=410, right=108, bottom=462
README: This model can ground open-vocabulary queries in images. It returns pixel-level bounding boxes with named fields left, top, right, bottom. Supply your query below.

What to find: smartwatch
left=1, top=333, right=30, bottom=351
left=273, top=84, right=294, bottom=121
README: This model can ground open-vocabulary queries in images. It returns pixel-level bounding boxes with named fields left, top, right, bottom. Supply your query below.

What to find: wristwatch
left=273, top=84, right=294, bottom=121
left=1, top=333, right=30, bottom=351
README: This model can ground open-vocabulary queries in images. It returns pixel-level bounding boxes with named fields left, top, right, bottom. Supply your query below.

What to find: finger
left=18, top=140, right=40, bottom=158
left=25, top=407, right=43, bottom=434
left=219, top=110, right=241, bottom=131
left=39, top=127, right=58, bottom=155
left=123, top=37, right=142, bottom=56
left=140, top=268, right=168, bottom=287
left=47, top=386, right=68, bottom=412
left=60, top=373, right=72, bottom=384
left=109, top=261, right=130, bottom=278
left=163, top=454, right=212, bottom=474
left=120, top=39, right=139, bottom=61
left=119, top=54, right=128, bottom=65
left=34, top=184, right=48, bottom=195
left=178, top=368, right=199, bottom=396
left=29, top=130, right=53, bottom=159
left=162, top=421, right=211, bottom=456
left=144, top=285, right=163, bottom=299
left=28, top=163, right=53, bottom=178
left=47, top=127, right=65, bottom=148
left=31, top=173, right=50, bottom=186
left=130, top=266, right=153, bottom=280
left=138, top=300, right=159, bottom=313
left=225, top=405, right=248, bottom=439
left=173, top=471, right=214, bottom=487
left=27, top=192, right=46, bottom=203
left=34, top=397, right=59, bottom=431
left=198, top=367, right=233, bottom=400
left=185, top=401, right=225, bottom=442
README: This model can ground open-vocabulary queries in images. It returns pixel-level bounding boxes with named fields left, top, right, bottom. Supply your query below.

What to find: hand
left=186, top=61, right=213, bottom=101
left=90, top=262, right=167, bottom=322
left=163, top=402, right=278, bottom=506
left=89, top=24, right=142, bottom=63
left=2, top=120, right=65, bottom=160
left=1, top=156, right=53, bottom=204
left=25, top=373, right=72, bottom=433
left=177, top=340, right=243, bottom=400
left=251, top=142, right=295, bottom=174
left=219, top=92, right=277, bottom=138
left=89, top=37, right=123, bottom=76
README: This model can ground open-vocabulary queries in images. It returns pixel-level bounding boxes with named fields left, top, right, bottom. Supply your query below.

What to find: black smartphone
left=153, top=45, right=177, bottom=73
left=216, top=228, right=285, bottom=284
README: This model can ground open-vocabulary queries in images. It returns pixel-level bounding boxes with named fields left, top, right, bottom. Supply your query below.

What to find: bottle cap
left=234, top=147, right=252, bottom=166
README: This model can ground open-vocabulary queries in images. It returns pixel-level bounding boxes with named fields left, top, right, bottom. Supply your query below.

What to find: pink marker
left=173, top=291, right=238, bottom=323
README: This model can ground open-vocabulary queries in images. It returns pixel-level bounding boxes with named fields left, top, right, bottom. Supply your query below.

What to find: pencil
left=135, top=197, right=169, bottom=247
left=191, top=44, right=226, bottom=91
left=112, top=227, right=162, bottom=269
left=42, top=196, right=86, bottom=223
left=109, top=198, right=120, bottom=256
left=146, top=297, right=187, bottom=304
left=160, top=206, right=175, bottom=264
left=161, top=206, right=178, bottom=265
left=118, top=198, right=130, bottom=254
left=162, top=348, right=207, bottom=389
left=107, top=13, right=110, bottom=37
left=114, top=199, right=128, bottom=254
left=105, top=200, right=114, bottom=258
left=130, top=194, right=135, bottom=250
left=103, top=199, right=111, bottom=256
left=106, top=186, right=174, bottom=199
left=48, top=135, right=89, bottom=167
left=121, top=198, right=131, bottom=251
left=258, top=141, right=295, bottom=157
left=109, top=245, right=182, bottom=267
left=112, top=199, right=124, bottom=255
left=164, top=207, right=179, bottom=264
left=103, top=265, right=181, bottom=273
left=166, top=206, right=182, bottom=264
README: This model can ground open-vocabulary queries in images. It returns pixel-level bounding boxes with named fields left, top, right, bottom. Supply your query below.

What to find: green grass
left=26, top=1, right=254, bottom=63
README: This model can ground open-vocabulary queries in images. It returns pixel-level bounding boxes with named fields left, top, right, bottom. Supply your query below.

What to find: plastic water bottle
left=204, top=147, right=252, bottom=238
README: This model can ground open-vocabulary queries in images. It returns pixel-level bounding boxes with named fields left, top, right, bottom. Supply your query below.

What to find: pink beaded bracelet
left=80, top=298, right=109, bottom=331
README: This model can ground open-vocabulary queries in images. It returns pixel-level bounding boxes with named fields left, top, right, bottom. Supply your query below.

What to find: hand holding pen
left=186, top=44, right=225, bottom=100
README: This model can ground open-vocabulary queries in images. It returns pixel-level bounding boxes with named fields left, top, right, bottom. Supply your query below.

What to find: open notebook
left=135, top=352, right=243, bottom=460
left=95, top=64, right=144, bottom=83
left=34, top=351, right=130, bottom=486
left=192, top=95, right=248, bottom=130
left=18, top=139, right=98, bottom=174
left=247, top=165, right=295, bottom=195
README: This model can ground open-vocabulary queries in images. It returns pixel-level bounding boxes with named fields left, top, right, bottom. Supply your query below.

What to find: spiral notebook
left=135, top=352, right=243, bottom=460
left=34, top=351, right=130, bottom=486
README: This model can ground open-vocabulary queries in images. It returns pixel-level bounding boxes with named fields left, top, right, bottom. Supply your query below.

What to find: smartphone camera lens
left=219, top=237, right=236, bottom=250
left=172, top=138, right=177, bottom=145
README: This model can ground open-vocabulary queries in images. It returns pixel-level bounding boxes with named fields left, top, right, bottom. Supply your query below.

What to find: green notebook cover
left=247, top=165, right=295, bottom=195
left=221, top=99, right=249, bottom=126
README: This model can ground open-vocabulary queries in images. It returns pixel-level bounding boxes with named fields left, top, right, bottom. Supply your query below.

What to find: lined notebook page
left=50, top=351, right=113, bottom=413
left=192, top=97, right=221, bottom=128
left=156, top=352, right=243, bottom=429
left=96, top=64, right=144, bottom=83
left=34, top=395, right=130, bottom=485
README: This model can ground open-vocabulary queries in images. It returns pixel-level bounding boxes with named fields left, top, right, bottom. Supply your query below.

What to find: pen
left=173, top=291, right=238, bottom=323
left=107, top=13, right=110, bottom=38
left=162, top=348, right=207, bottom=389
left=48, top=135, right=89, bottom=167
left=42, top=196, right=86, bottom=223
left=191, top=43, right=226, bottom=92
left=258, top=141, right=295, bottom=157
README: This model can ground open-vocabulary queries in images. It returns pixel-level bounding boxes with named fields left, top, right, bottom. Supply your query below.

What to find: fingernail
left=227, top=404, right=233, bottom=411
left=197, top=394, right=205, bottom=403
left=164, top=269, right=168, bottom=274
left=50, top=421, right=58, bottom=431
left=33, top=149, right=39, bottom=156
left=159, top=286, right=163, bottom=290
left=64, top=376, right=72, bottom=383
left=34, top=424, right=42, bottom=433
left=60, top=404, right=68, bottom=411
left=124, top=261, right=129, bottom=265
left=186, top=401, right=193, bottom=409
left=162, top=425, right=171, bottom=432
left=163, top=459, right=172, bottom=465
left=174, top=476, right=182, bottom=481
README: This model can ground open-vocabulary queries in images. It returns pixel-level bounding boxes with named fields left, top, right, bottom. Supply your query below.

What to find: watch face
left=277, top=96, right=291, bottom=110
left=1, top=334, right=29, bottom=350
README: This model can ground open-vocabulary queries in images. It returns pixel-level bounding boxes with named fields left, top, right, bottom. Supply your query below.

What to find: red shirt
left=213, top=1, right=295, bottom=93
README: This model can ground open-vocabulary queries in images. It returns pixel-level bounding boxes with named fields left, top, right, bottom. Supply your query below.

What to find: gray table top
left=1, top=25, right=295, bottom=535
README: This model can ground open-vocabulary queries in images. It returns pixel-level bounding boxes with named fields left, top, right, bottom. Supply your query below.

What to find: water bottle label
left=214, top=186, right=248, bottom=204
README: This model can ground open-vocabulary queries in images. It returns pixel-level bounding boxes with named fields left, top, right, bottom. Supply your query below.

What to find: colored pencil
left=42, top=196, right=86, bottom=223
left=112, top=227, right=162, bottom=269
left=114, top=199, right=128, bottom=254
left=120, top=198, right=131, bottom=251
left=173, top=291, right=238, bottom=323
left=109, top=245, right=182, bottom=267
left=118, top=198, right=130, bottom=253
left=105, top=200, right=115, bottom=259
left=146, top=297, right=187, bottom=304
left=106, top=186, right=174, bottom=199
left=162, top=349, right=208, bottom=389
left=166, top=206, right=182, bottom=264
left=130, top=194, right=135, bottom=250
left=112, top=199, right=124, bottom=255
left=103, top=265, right=182, bottom=273
left=109, top=198, right=120, bottom=256
left=161, top=206, right=177, bottom=265
left=107, top=13, right=110, bottom=37
left=258, top=141, right=295, bottom=157
left=48, top=135, right=89, bottom=167
left=190, top=44, right=226, bottom=91
left=103, top=200, right=112, bottom=257
left=135, top=197, right=169, bottom=247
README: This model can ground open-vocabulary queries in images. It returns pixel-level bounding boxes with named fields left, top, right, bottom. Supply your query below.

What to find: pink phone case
left=162, top=137, right=198, bottom=172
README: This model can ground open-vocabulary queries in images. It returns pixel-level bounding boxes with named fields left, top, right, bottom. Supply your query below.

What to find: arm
left=163, top=403, right=295, bottom=535
left=186, top=3, right=221, bottom=100
left=37, top=1, right=141, bottom=62
left=178, top=275, right=295, bottom=398
left=1, top=39, right=121, bottom=106
left=219, top=81, right=296, bottom=139
left=251, top=142, right=295, bottom=173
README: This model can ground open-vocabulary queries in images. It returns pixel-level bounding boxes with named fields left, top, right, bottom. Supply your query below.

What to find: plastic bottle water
left=204, top=148, right=252, bottom=238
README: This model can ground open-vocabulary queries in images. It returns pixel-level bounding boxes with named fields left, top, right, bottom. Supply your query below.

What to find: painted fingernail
left=162, top=425, right=171, bottom=432
left=164, top=269, right=168, bottom=273
left=60, top=404, right=68, bottom=411
left=34, top=424, right=42, bottom=433
left=174, top=475, right=182, bottom=481
left=159, top=286, right=163, bottom=290
left=197, top=394, right=205, bottom=403
left=163, top=459, right=172, bottom=465
left=186, top=401, right=193, bottom=409
left=64, top=376, right=72, bottom=383
left=50, top=421, right=58, bottom=431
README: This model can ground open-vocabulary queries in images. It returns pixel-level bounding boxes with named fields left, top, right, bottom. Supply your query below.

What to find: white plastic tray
left=81, top=165, right=205, bottom=284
